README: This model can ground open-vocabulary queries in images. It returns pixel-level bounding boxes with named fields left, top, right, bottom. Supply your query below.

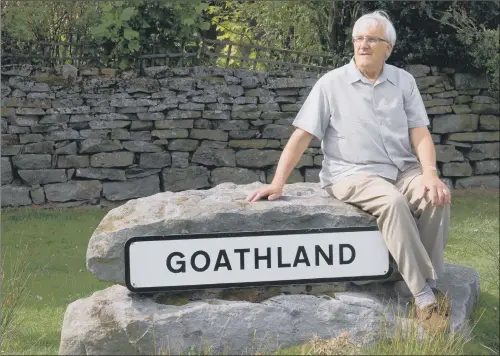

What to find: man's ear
left=386, top=44, right=393, bottom=58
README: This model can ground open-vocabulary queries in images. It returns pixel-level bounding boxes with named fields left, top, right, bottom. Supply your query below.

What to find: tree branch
left=217, top=23, right=255, bottom=45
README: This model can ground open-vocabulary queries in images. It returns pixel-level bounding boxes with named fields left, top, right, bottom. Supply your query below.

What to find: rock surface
left=59, top=263, right=479, bottom=355
left=86, top=182, right=376, bottom=284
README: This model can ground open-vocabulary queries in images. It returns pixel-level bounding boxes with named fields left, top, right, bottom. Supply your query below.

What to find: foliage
left=458, top=28, right=499, bottom=91
left=89, top=0, right=211, bottom=69
left=0, top=0, right=498, bottom=73
left=354, top=1, right=498, bottom=69
left=208, top=0, right=499, bottom=72
left=422, top=5, right=499, bottom=90
left=0, top=0, right=106, bottom=66
left=207, top=1, right=262, bottom=69
left=205, top=1, right=361, bottom=60
left=0, top=0, right=104, bottom=42
left=208, top=0, right=359, bottom=69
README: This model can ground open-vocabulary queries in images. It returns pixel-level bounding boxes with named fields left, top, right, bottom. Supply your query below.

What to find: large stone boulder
left=59, top=263, right=479, bottom=355
left=86, top=182, right=376, bottom=284
left=59, top=182, right=480, bottom=355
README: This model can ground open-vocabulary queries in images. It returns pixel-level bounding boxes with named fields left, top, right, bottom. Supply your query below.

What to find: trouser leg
left=395, top=166, right=450, bottom=281
left=325, top=173, right=438, bottom=295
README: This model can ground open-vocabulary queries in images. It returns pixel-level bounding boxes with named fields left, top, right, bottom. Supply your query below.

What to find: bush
left=420, top=4, right=499, bottom=90
left=458, top=27, right=499, bottom=90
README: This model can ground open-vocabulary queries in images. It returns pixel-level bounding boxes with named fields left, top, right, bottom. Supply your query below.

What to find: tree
left=362, top=0, right=499, bottom=68
left=208, top=0, right=499, bottom=72
left=423, top=2, right=500, bottom=89
left=89, top=0, right=212, bottom=69
left=208, top=0, right=363, bottom=69
left=1, top=0, right=106, bottom=66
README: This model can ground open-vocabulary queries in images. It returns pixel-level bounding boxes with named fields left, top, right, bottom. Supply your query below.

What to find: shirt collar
left=346, top=58, right=396, bottom=86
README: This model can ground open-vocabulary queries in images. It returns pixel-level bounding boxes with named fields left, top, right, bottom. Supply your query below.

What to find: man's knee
left=386, top=192, right=409, bottom=209
left=376, top=191, right=410, bottom=216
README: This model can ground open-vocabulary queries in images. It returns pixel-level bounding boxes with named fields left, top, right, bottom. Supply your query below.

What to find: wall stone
left=1, top=64, right=499, bottom=207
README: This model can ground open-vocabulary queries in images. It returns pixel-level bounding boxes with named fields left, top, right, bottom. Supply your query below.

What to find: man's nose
left=358, top=42, right=370, bottom=50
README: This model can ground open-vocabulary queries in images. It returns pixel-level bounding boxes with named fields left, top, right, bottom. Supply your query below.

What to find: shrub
left=457, top=27, right=499, bottom=90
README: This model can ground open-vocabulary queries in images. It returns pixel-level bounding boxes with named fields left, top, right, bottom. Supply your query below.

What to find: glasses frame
left=352, top=36, right=390, bottom=45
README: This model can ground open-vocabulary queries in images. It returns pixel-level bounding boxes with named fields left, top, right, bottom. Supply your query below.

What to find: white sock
left=414, top=283, right=436, bottom=308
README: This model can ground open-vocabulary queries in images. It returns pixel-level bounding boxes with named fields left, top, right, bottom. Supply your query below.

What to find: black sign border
left=124, top=226, right=393, bottom=293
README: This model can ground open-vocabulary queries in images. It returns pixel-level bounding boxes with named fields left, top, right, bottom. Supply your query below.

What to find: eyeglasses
left=352, top=36, right=389, bottom=45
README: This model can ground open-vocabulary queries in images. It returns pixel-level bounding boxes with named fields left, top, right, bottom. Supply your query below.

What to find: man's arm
left=410, top=126, right=437, bottom=176
left=247, top=77, right=329, bottom=202
left=246, top=128, right=313, bottom=202
left=271, top=128, right=313, bottom=186
left=410, top=126, right=451, bottom=206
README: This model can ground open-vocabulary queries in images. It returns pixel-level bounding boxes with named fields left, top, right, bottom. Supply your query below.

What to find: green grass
left=1, top=189, right=498, bottom=355
left=443, top=189, right=500, bottom=355
left=1, top=208, right=113, bottom=354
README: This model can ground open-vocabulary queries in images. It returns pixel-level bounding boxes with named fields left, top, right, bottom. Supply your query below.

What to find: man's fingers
left=436, top=188, right=445, bottom=206
left=440, top=187, right=448, bottom=205
left=420, top=186, right=428, bottom=200
left=443, top=186, right=451, bottom=204
left=251, top=191, right=264, bottom=202
left=251, top=189, right=273, bottom=202
left=247, top=187, right=282, bottom=202
left=247, top=191, right=261, bottom=202
left=246, top=191, right=257, bottom=202
left=428, top=186, right=438, bottom=206
left=268, top=191, right=282, bottom=201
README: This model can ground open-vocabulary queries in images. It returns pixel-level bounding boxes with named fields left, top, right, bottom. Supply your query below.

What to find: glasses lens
left=353, top=36, right=386, bottom=44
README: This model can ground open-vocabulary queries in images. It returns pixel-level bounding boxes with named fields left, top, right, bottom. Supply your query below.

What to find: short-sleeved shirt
left=293, top=59, right=429, bottom=188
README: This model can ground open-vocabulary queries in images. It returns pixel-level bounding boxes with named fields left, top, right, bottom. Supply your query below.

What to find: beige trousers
left=324, top=165, right=450, bottom=295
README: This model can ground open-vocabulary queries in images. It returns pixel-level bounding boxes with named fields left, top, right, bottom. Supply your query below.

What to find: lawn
left=1, top=189, right=498, bottom=355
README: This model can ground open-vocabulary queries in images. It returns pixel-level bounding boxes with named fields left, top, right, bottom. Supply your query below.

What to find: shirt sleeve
left=292, top=78, right=331, bottom=140
left=404, top=77, right=430, bottom=128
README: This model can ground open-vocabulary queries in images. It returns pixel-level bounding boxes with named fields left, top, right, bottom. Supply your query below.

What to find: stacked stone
left=1, top=64, right=498, bottom=208
left=404, top=65, right=499, bottom=189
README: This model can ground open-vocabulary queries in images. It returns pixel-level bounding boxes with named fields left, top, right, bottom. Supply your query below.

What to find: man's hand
left=246, top=184, right=283, bottom=202
left=420, top=172, right=451, bottom=206
left=246, top=128, right=313, bottom=203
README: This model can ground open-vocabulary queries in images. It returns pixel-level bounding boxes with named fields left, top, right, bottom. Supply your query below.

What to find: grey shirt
left=293, top=59, right=429, bottom=187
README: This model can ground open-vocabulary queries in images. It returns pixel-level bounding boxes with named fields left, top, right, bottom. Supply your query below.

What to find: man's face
left=352, top=23, right=392, bottom=68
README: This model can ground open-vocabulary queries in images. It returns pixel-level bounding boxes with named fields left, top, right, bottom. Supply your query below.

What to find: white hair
left=352, top=10, right=397, bottom=46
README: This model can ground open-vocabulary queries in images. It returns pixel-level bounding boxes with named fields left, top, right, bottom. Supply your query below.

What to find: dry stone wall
left=1, top=63, right=499, bottom=207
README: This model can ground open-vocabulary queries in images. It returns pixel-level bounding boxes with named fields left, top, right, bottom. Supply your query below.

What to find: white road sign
left=125, top=227, right=391, bottom=293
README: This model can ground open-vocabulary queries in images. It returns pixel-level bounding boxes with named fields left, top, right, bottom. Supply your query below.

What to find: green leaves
left=182, top=17, right=195, bottom=26
left=2, top=0, right=104, bottom=42
left=199, top=21, right=211, bottom=31
left=119, top=59, right=130, bottom=70
left=127, top=39, right=140, bottom=51
left=195, top=2, right=209, bottom=13
left=120, top=7, right=137, bottom=21
left=90, top=24, right=109, bottom=37
left=123, top=28, right=139, bottom=40
left=87, top=0, right=210, bottom=70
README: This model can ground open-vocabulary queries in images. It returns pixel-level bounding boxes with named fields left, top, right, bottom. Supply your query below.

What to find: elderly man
left=247, top=10, right=451, bottom=329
